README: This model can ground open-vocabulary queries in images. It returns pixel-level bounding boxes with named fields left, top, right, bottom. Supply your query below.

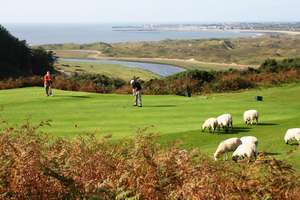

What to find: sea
left=3, top=23, right=257, bottom=45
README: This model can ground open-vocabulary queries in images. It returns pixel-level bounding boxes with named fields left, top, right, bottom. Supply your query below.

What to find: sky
left=1, top=0, right=300, bottom=23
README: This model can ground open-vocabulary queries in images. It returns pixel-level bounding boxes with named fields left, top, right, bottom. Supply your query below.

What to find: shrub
left=170, top=70, right=215, bottom=82
left=2, top=58, right=300, bottom=97
left=260, top=58, right=279, bottom=72
left=0, top=122, right=299, bottom=199
left=213, top=76, right=256, bottom=92
left=143, top=70, right=215, bottom=95
left=0, top=76, right=42, bottom=90
left=67, top=73, right=126, bottom=89
left=259, top=58, right=300, bottom=73
left=144, top=58, right=300, bottom=95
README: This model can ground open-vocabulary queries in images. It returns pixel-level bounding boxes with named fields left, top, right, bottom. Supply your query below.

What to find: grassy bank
left=1, top=84, right=300, bottom=170
left=53, top=51, right=248, bottom=71
left=40, top=35, right=300, bottom=66
left=56, top=60, right=159, bottom=81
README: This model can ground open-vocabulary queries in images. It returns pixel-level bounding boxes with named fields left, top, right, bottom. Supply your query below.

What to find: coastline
left=237, top=29, right=300, bottom=35
left=112, top=27, right=300, bottom=36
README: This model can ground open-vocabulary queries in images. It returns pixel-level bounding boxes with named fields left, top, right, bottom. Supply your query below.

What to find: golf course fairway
left=0, top=84, right=300, bottom=170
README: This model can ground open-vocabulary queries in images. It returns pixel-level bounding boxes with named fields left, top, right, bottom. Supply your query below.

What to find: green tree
left=0, top=25, right=56, bottom=78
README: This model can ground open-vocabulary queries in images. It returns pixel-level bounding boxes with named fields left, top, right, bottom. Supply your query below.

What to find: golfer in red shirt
left=44, top=71, right=53, bottom=96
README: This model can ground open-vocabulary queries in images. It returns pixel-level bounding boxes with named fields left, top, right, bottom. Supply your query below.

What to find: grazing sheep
left=240, top=136, right=258, bottom=154
left=243, top=110, right=259, bottom=125
left=232, top=143, right=257, bottom=162
left=214, top=138, right=242, bottom=161
left=202, top=118, right=218, bottom=133
left=240, top=136, right=258, bottom=146
left=284, top=128, right=300, bottom=145
left=217, top=113, right=233, bottom=131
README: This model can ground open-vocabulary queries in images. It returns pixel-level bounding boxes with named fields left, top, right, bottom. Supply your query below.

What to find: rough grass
left=1, top=84, right=300, bottom=170
left=56, top=60, right=159, bottom=81
left=53, top=51, right=247, bottom=71
left=105, top=57, right=249, bottom=71
left=41, top=35, right=300, bottom=66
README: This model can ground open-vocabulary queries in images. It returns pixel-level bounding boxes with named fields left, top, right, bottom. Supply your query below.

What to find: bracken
left=0, top=121, right=299, bottom=199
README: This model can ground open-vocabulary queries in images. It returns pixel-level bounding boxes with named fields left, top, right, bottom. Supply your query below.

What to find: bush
left=170, top=70, right=215, bottom=82
left=260, top=58, right=279, bottom=72
left=67, top=73, right=126, bottom=89
left=0, top=122, right=299, bottom=199
left=144, top=58, right=300, bottom=95
left=0, top=76, right=42, bottom=90
left=259, top=58, right=300, bottom=73
left=52, top=75, right=124, bottom=93
left=213, top=76, right=256, bottom=92
left=143, top=70, right=215, bottom=95
left=0, top=73, right=126, bottom=94
left=2, top=58, right=300, bottom=97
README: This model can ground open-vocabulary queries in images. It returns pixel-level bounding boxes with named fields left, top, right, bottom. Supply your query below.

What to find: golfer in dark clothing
left=130, top=79, right=142, bottom=107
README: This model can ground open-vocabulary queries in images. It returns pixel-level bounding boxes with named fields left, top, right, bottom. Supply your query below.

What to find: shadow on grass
left=216, top=126, right=251, bottom=134
left=55, top=95, right=91, bottom=99
left=145, top=105, right=177, bottom=108
left=286, top=142, right=300, bottom=146
left=261, top=152, right=281, bottom=156
left=258, top=122, right=278, bottom=126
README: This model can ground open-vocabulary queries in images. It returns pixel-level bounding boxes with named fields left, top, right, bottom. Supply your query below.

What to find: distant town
left=112, top=22, right=300, bottom=33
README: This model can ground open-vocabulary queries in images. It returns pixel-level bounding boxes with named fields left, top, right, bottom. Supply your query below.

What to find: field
left=56, top=60, right=159, bottom=80
left=1, top=84, right=300, bottom=170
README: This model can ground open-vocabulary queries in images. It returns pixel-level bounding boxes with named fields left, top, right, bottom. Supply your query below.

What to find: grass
left=105, top=57, right=249, bottom=71
left=56, top=60, right=160, bottom=81
left=1, top=84, right=300, bottom=170
left=53, top=51, right=248, bottom=71
left=40, top=35, right=300, bottom=66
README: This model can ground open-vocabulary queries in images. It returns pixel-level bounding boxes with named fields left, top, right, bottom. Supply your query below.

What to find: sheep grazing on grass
left=240, top=136, right=258, bottom=146
left=214, top=137, right=242, bottom=161
left=284, top=128, right=300, bottom=145
left=232, top=143, right=257, bottom=162
left=243, top=110, right=259, bottom=125
left=240, top=136, right=258, bottom=154
left=202, top=118, right=218, bottom=133
left=217, top=113, right=233, bottom=131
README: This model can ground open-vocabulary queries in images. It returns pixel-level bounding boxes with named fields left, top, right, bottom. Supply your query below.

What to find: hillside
left=1, top=84, right=300, bottom=170
left=39, top=35, right=300, bottom=67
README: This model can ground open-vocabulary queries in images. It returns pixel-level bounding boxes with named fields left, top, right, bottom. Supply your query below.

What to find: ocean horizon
left=3, top=23, right=258, bottom=45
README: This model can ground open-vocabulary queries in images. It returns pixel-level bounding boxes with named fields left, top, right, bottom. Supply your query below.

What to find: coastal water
left=60, top=58, right=185, bottom=77
left=4, top=23, right=257, bottom=45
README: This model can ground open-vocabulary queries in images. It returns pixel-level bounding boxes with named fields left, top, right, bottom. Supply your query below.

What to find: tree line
left=0, top=25, right=56, bottom=78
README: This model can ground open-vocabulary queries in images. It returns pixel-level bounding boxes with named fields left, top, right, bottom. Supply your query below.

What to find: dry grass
left=40, top=35, right=300, bottom=66
left=0, top=122, right=300, bottom=199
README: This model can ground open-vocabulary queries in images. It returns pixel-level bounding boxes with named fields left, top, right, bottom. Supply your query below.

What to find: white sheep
left=240, top=136, right=258, bottom=146
left=284, top=128, right=300, bottom=145
left=214, top=137, right=242, bottom=161
left=232, top=143, right=257, bottom=162
left=243, top=110, right=259, bottom=125
left=217, top=113, right=233, bottom=131
left=202, top=118, right=218, bottom=133
left=240, top=136, right=258, bottom=154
